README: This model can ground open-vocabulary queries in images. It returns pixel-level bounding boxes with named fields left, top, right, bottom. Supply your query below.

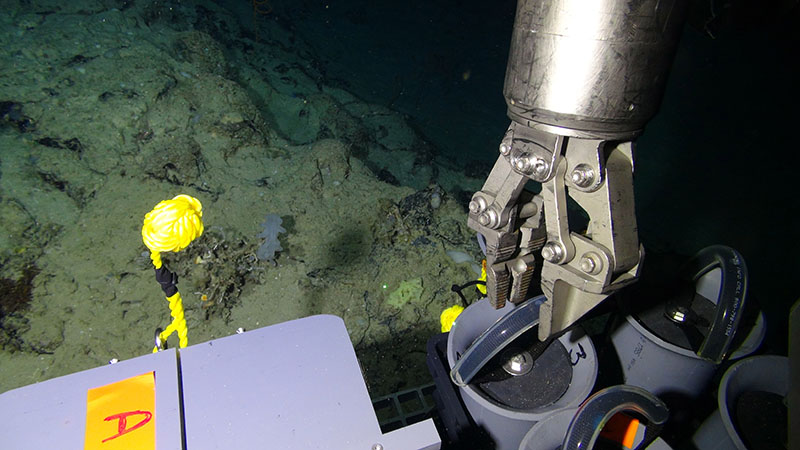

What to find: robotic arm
left=469, top=0, right=688, bottom=340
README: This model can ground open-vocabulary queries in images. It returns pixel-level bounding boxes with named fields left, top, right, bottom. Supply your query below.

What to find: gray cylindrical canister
left=447, top=299, right=597, bottom=450
left=518, top=407, right=577, bottom=450
left=692, top=355, right=788, bottom=450
left=611, top=249, right=765, bottom=400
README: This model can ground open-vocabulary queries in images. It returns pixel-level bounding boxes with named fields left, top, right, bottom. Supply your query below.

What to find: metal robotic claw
left=468, top=0, right=688, bottom=341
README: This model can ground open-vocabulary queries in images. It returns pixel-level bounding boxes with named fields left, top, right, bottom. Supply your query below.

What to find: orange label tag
left=84, top=372, right=156, bottom=450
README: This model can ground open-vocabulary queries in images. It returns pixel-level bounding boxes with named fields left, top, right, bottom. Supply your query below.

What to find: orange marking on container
left=599, top=413, right=641, bottom=449
left=85, top=372, right=155, bottom=450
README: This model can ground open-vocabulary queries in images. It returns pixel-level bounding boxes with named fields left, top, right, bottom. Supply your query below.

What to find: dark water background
left=256, top=0, right=799, bottom=350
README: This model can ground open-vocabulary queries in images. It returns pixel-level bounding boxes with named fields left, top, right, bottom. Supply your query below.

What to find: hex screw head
left=580, top=256, right=595, bottom=273
left=468, top=201, right=480, bottom=214
left=514, top=154, right=532, bottom=174
left=532, top=157, right=549, bottom=177
left=478, top=209, right=498, bottom=228
left=579, top=252, right=603, bottom=274
left=541, top=242, right=564, bottom=263
left=469, top=196, right=487, bottom=214
left=499, top=142, right=511, bottom=155
left=502, top=350, right=533, bottom=376
left=570, top=164, right=595, bottom=188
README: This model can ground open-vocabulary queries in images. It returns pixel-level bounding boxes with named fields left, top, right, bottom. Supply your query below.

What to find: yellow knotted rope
left=142, top=194, right=204, bottom=352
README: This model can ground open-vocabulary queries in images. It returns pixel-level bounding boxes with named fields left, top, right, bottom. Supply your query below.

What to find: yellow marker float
left=141, top=194, right=204, bottom=352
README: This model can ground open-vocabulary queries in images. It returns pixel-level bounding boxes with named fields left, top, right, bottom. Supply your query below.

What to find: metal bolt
left=499, top=142, right=511, bottom=155
left=579, top=252, right=602, bottom=274
left=469, top=196, right=487, bottom=214
left=502, top=350, right=533, bottom=376
left=580, top=256, right=595, bottom=274
left=532, top=157, right=549, bottom=177
left=570, top=164, right=595, bottom=188
left=478, top=209, right=499, bottom=228
left=541, top=242, right=564, bottom=263
left=372, top=444, right=384, bottom=450
left=514, top=154, right=533, bottom=174
left=666, top=305, right=688, bottom=324
left=579, top=256, right=595, bottom=273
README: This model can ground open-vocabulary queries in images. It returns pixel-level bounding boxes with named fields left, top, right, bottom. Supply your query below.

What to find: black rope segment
left=154, top=266, right=179, bottom=297
left=451, top=280, right=486, bottom=306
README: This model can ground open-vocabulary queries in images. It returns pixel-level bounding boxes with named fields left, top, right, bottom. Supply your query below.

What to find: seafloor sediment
left=0, top=0, right=486, bottom=396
